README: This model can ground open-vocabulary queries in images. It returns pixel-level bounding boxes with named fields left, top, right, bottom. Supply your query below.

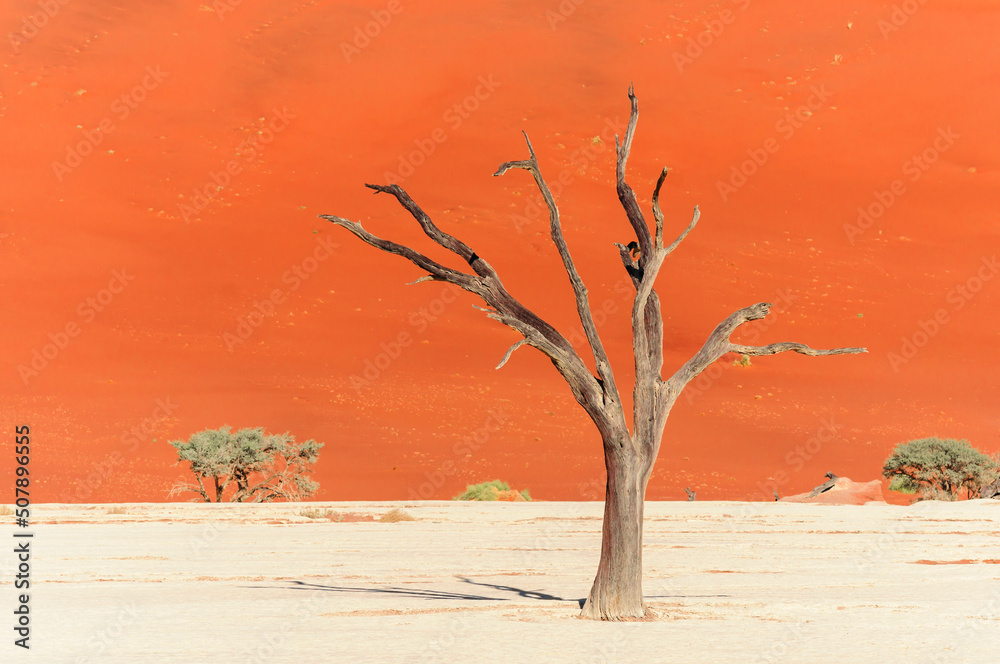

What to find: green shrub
left=169, top=426, right=323, bottom=502
left=882, top=437, right=999, bottom=500
left=454, top=480, right=510, bottom=501
left=299, top=508, right=328, bottom=519
left=453, top=480, right=533, bottom=501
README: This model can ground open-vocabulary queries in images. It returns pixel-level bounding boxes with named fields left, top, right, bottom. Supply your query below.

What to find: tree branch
left=323, top=187, right=628, bottom=436
left=667, top=302, right=867, bottom=395
left=615, top=84, right=654, bottom=267
left=652, top=168, right=668, bottom=251
left=319, top=215, right=478, bottom=289
left=729, top=342, right=868, bottom=357
left=611, top=87, right=678, bottom=451
left=665, top=205, right=699, bottom=257
left=169, top=480, right=210, bottom=503
left=496, top=339, right=527, bottom=370
left=494, top=132, right=622, bottom=410
left=406, top=275, right=443, bottom=285
left=364, top=183, right=490, bottom=275
left=650, top=301, right=865, bottom=462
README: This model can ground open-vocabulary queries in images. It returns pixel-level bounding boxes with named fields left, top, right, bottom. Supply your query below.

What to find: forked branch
left=615, top=84, right=654, bottom=264
left=494, top=132, right=622, bottom=410
left=322, top=181, right=628, bottom=436
left=667, top=302, right=867, bottom=395
left=320, top=215, right=478, bottom=290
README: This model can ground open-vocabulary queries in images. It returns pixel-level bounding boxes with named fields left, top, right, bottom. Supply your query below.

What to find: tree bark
left=581, top=441, right=651, bottom=620
left=322, top=86, right=866, bottom=621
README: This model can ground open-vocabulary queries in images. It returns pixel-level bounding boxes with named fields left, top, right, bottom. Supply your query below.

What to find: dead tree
left=321, top=87, right=866, bottom=621
left=685, top=487, right=696, bottom=501
left=807, top=472, right=839, bottom=497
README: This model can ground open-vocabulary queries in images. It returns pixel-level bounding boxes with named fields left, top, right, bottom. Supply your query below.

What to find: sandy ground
left=10, top=500, right=1000, bottom=663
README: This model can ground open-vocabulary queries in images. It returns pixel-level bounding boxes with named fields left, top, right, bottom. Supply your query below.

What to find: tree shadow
left=254, top=577, right=588, bottom=607
left=248, top=579, right=729, bottom=609
left=264, top=579, right=502, bottom=602
left=454, top=575, right=586, bottom=608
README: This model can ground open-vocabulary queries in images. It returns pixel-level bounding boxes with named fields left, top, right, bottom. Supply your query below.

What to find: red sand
left=4, top=1, right=999, bottom=503
left=779, top=477, right=885, bottom=505
left=913, top=560, right=1000, bottom=565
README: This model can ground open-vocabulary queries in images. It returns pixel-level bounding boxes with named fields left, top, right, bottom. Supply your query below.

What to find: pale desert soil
left=12, top=501, right=1000, bottom=663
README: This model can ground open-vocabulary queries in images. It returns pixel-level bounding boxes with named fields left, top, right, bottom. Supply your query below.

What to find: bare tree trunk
left=322, top=86, right=866, bottom=621
left=581, top=442, right=651, bottom=620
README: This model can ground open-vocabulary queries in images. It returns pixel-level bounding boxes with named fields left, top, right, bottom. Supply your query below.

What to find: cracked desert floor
left=23, top=500, right=1000, bottom=663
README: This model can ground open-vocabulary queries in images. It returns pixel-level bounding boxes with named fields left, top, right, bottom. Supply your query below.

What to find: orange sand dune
left=2, top=0, right=998, bottom=503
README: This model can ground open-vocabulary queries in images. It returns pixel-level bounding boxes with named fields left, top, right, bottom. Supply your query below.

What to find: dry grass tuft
left=299, top=509, right=376, bottom=522
left=106, top=506, right=129, bottom=515
left=378, top=508, right=416, bottom=523
left=0, top=505, right=13, bottom=516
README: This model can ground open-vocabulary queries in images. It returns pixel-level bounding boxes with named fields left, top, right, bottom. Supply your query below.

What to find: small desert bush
left=454, top=480, right=532, bottom=501
left=299, top=509, right=375, bottom=522
left=454, top=480, right=509, bottom=500
left=106, top=506, right=129, bottom=515
left=299, top=508, right=329, bottom=519
left=0, top=505, right=13, bottom=516
left=378, top=508, right=416, bottom=523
